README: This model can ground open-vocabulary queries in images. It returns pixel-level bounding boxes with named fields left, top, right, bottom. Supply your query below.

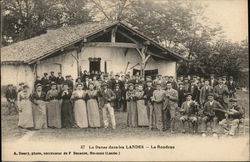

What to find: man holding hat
left=218, top=98, right=244, bottom=136
left=227, top=76, right=237, bottom=98
left=99, top=82, right=116, bottom=129
left=179, top=93, right=199, bottom=133
left=214, top=77, right=230, bottom=109
left=201, top=93, right=225, bottom=137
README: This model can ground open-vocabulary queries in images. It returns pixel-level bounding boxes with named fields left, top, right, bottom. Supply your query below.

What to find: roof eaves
left=26, top=21, right=120, bottom=64
left=119, top=21, right=187, bottom=61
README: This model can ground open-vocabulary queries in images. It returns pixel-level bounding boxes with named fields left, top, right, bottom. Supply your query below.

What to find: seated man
left=179, top=93, right=199, bottom=133
left=219, top=98, right=244, bottom=136
left=201, top=93, right=225, bottom=137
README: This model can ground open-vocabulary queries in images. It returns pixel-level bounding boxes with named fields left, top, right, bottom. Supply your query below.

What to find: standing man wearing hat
left=163, top=82, right=178, bottom=133
left=227, top=76, right=237, bottom=98
left=168, top=76, right=178, bottom=90
left=199, top=80, right=214, bottom=106
left=151, top=83, right=165, bottom=131
left=188, top=80, right=199, bottom=102
left=65, top=75, right=74, bottom=90
left=113, top=84, right=122, bottom=111
left=201, top=93, right=225, bottom=137
left=41, top=73, right=51, bottom=93
left=56, top=72, right=65, bottom=92
left=177, top=82, right=186, bottom=107
left=144, top=80, right=155, bottom=125
left=153, top=74, right=163, bottom=87
left=179, top=93, right=199, bottom=133
left=5, top=84, right=18, bottom=115
left=209, top=74, right=218, bottom=87
left=218, top=98, right=244, bottom=136
left=112, top=74, right=123, bottom=90
left=99, top=83, right=116, bottom=129
left=222, top=75, right=228, bottom=85
left=214, top=78, right=230, bottom=109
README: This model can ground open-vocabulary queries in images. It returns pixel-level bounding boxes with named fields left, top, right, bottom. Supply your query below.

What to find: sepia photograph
left=1, top=0, right=249, bottom=161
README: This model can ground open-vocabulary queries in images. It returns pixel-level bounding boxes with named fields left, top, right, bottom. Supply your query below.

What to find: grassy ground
left=1, top=90, right=249, bottom=142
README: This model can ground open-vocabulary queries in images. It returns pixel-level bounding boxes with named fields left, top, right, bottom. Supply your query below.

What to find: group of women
left=17, top=82, right=101, bottom=130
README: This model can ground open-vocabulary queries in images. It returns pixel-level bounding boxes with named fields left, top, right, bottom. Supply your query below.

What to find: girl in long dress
left=71, top=83, right=88, bottom=128
left=46, top=82, right=61, bottom=128
left=59, top=84, right=75, bottom=128
left=86, top=83, right=101, bottom=128
left=31, top=83, right=48, bottom=129
left=126, top=83, right=138, bottom=127
left=17, top=85, right=34, bottom=129
left=135, top=84, right=149, bottom=126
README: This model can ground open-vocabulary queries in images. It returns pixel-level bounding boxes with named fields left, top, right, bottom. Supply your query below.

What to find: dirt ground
left=1, top=90, right=249, bottom=142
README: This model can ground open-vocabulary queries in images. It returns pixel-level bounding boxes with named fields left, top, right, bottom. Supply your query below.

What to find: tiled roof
left=1, top=21, right=117, bottom=63
left=1, top=21, right=185, bottom=63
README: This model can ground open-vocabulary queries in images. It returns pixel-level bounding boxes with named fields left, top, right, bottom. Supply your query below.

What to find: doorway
left=89, top=57, right=101, bottom=74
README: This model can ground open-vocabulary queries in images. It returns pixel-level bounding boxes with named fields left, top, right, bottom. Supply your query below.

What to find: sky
left=200, top=0, right=248, bottom=42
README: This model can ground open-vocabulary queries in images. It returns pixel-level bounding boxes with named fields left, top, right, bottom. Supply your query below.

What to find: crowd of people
left=4, top=69, right=245, bottom=137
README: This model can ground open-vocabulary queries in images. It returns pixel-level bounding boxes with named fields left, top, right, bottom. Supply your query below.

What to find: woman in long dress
left=71, top=83, right=88, bottom=128
left=46, top=82, right=61, bottom=128
left=126, top=83, right=138, bottom=127
left=31, top=83, right=48, bottom=129
left=135, top=84, right=149, bottom=126
left=17, top=85, right=34, bottom=129
left=59, top=84, right=75, bottom=128
left=86, top=83, right=101, bottom=128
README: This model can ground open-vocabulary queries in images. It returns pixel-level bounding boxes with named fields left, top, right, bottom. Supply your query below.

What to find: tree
left=2, top=0, right=92, bottom=46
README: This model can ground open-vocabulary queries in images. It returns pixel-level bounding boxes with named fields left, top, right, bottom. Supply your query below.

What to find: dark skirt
left=127, top=101, right=138, bottom=127
left=61, top=99, right=75, bottom=128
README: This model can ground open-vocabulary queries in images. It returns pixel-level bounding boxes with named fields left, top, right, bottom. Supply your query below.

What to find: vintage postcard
left=1, top=0, right=249, bottom=161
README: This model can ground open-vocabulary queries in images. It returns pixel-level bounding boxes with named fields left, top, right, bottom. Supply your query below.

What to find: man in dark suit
left=177, top=82, right=186, bottom=107
left=201, top=93, right=225, bottom=137
left=188, top=80, right=199, bottom=102
left=41, top=73, right=51, bottom=93
left=214, top=78, right=230, bottom=109
left=56, top=72, right=64, bottom=91
left=144, top=80, right=155, bottom=122
left=209, top=74, right=218, bottom=87
left=64, top=75, right=74, bottom=90
left=199, top=80, right=214, bottom=106
left=34, top=76, right=42, bottom=87
left=49, top=71, right=57, bottom=82
left=83, top=75, right=90, bottom=90
left=227, top=76, right=237, bottom=98
left=131, top=74, right=142, bottom=85
left=102, top=74, right=112, bottom=89
left=99, top=83, right=116, bottom=129
left=112, top=74, right=123, bottom=90
left=5, top=84, right=17, bottom=115
left=168, top=76, right=178, bottom=90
